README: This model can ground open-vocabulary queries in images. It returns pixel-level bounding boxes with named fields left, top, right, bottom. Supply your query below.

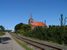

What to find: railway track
left=11, top=33, right=66, bottom=50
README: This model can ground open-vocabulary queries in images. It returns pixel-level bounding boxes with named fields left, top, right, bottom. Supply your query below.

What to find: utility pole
left=60, top=14, right=64, bottom=26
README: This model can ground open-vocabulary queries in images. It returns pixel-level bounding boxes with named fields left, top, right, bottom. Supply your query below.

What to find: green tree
left=0, top=25, right=5, bottom=31
left=0, top=25, right=5, bottom=36
left=14, top=23, right=31, bottom=35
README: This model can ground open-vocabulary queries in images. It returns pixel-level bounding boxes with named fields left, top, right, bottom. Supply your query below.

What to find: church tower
left=28, top=15, right=34, bottom=24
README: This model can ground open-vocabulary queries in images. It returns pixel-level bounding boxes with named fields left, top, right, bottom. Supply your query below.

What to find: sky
left=0, top=0, right=67, bottom=30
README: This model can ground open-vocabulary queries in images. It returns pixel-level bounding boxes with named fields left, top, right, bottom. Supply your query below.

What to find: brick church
left=28, top=15, right=46, bottom=29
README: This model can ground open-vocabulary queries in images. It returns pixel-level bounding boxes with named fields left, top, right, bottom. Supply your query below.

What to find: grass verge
left=13, top=36, right=34, bottom=50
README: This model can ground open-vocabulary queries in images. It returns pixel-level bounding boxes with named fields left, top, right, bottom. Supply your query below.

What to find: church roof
left=31, top=22, right=46, bottom=26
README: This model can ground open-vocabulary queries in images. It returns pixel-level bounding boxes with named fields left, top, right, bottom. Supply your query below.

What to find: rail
left=11, top=33, right=67, bottom=50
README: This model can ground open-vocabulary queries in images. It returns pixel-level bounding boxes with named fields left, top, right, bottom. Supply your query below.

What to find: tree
left=14, top=23, right=31, bottom=35
left=14, top=23, right=23, bottom=32
left=0, top=25, right=5, bottom=31
left=0, top=25, right=5, bottom=36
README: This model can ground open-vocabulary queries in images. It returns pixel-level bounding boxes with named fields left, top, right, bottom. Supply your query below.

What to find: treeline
left=0, top=25, right=5, bottom=36
left=14, top=23, right=67, bottom=45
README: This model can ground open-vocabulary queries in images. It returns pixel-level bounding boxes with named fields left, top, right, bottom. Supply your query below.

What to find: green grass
left=13, top=36, right=34, bottom=50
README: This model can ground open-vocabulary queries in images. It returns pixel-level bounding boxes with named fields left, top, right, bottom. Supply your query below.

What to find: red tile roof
left=31, top=22, right=46, bottom=26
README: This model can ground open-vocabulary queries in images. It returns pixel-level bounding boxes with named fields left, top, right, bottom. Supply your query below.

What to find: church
left=28, top=15, right=46, bottom=29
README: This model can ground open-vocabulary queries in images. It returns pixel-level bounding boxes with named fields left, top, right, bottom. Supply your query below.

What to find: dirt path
left=0, top=32, right=25, bottom=50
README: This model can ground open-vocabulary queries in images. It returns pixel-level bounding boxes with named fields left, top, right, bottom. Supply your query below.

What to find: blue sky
left=0, top=0, right=67, bottom=30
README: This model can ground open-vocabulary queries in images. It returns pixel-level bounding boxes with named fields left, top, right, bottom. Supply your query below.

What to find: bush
left=0, top=25, right=5, bottom=36
left=0, top=31, right=5, bottom=36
